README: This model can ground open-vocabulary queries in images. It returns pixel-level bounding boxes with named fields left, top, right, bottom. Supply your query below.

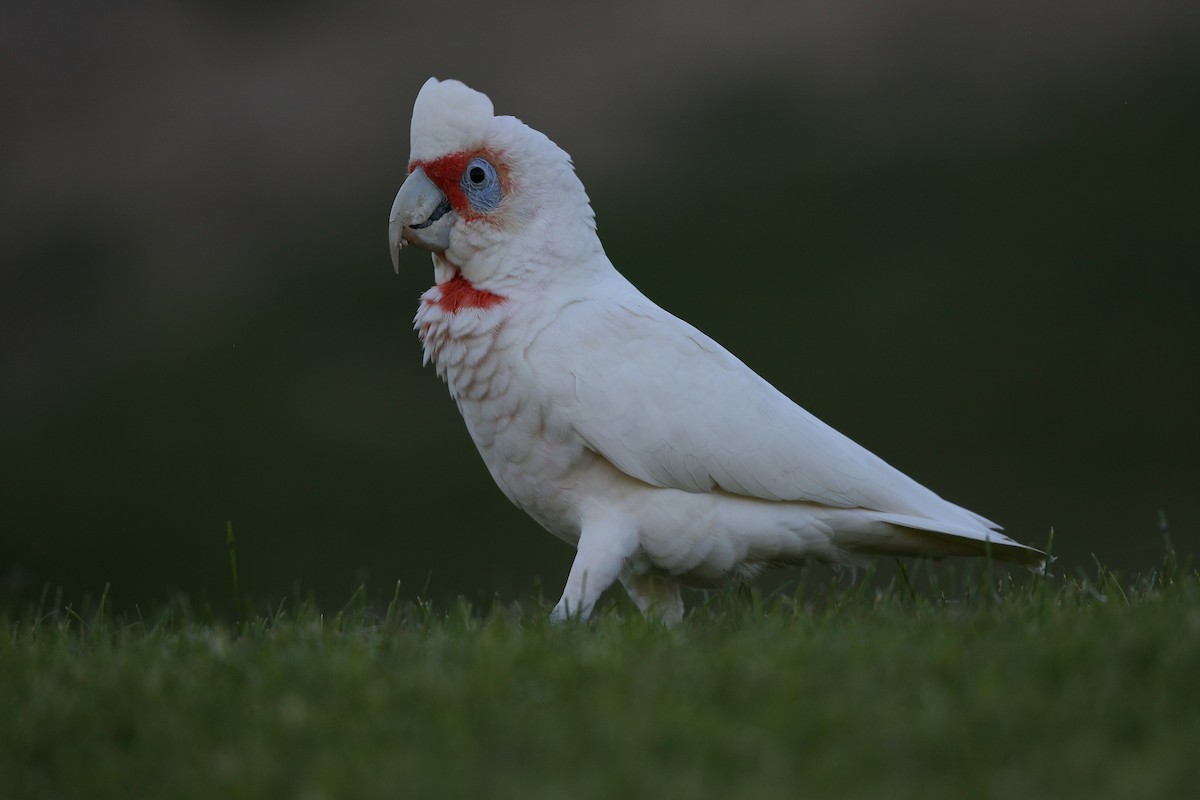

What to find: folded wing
left=546, top=286, right=1037, bottom=560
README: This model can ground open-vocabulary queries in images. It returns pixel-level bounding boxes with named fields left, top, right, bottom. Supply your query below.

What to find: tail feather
left=864, top=511, right=1048, bottom=572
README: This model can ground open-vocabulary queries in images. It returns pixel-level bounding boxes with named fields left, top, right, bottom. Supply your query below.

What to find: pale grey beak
left=388, top=167, right=455, bottom=272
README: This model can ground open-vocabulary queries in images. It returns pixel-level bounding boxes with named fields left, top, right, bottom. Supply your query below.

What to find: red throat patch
left=429, top=273, right=506, bottom=313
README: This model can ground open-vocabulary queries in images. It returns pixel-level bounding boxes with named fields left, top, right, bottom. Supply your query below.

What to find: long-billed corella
left=389, top=78, right=1044, bottom=622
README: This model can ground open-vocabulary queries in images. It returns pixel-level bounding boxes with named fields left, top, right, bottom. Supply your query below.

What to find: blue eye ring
left=461, top=157, right=502, bottom=213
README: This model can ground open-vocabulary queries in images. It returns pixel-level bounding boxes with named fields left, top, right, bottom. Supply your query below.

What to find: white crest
left=409, top=78, right=495, bottom=163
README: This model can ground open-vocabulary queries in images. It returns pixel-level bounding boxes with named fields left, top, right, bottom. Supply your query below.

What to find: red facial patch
left=409, top=147, right=510, bottom=220
left=428, top=273, right=506, bottom=313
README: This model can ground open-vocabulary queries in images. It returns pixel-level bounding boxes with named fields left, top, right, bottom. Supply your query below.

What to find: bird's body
left=391, top=78, right=1044, bottom=621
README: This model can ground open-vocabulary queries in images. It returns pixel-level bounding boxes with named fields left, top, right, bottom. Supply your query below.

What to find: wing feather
left=536, top=282, right=1010, bottom=542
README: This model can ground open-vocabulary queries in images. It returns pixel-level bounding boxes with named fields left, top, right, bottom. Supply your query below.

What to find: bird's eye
left=461, top=157, right=502, bottom=213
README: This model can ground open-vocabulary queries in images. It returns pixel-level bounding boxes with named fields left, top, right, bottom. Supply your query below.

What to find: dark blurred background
left=2, top=1, right=1197, bottom=615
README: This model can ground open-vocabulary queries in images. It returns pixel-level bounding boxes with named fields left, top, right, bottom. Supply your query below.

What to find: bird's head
left=389, top=78, right=597, bottom=284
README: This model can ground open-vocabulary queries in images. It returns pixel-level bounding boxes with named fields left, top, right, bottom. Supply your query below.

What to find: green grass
left=3, top=556, right=1198, bottom=799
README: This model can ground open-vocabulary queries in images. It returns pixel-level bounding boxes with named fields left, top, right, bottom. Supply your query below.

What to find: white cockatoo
left=388, top=78, right=1044, bottom=622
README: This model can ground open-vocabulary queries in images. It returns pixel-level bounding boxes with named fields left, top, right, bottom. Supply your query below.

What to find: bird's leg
left=619, top=573, right=684, bottom=625
left=550, top=513, right=637, bottom=623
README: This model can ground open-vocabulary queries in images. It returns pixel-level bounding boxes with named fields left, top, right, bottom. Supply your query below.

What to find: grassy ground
left=3, top=554, right=1198, bottom=800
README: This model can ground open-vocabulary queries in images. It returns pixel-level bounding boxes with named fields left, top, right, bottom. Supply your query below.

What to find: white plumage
left=389, top=78, right=1043, bottom=622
